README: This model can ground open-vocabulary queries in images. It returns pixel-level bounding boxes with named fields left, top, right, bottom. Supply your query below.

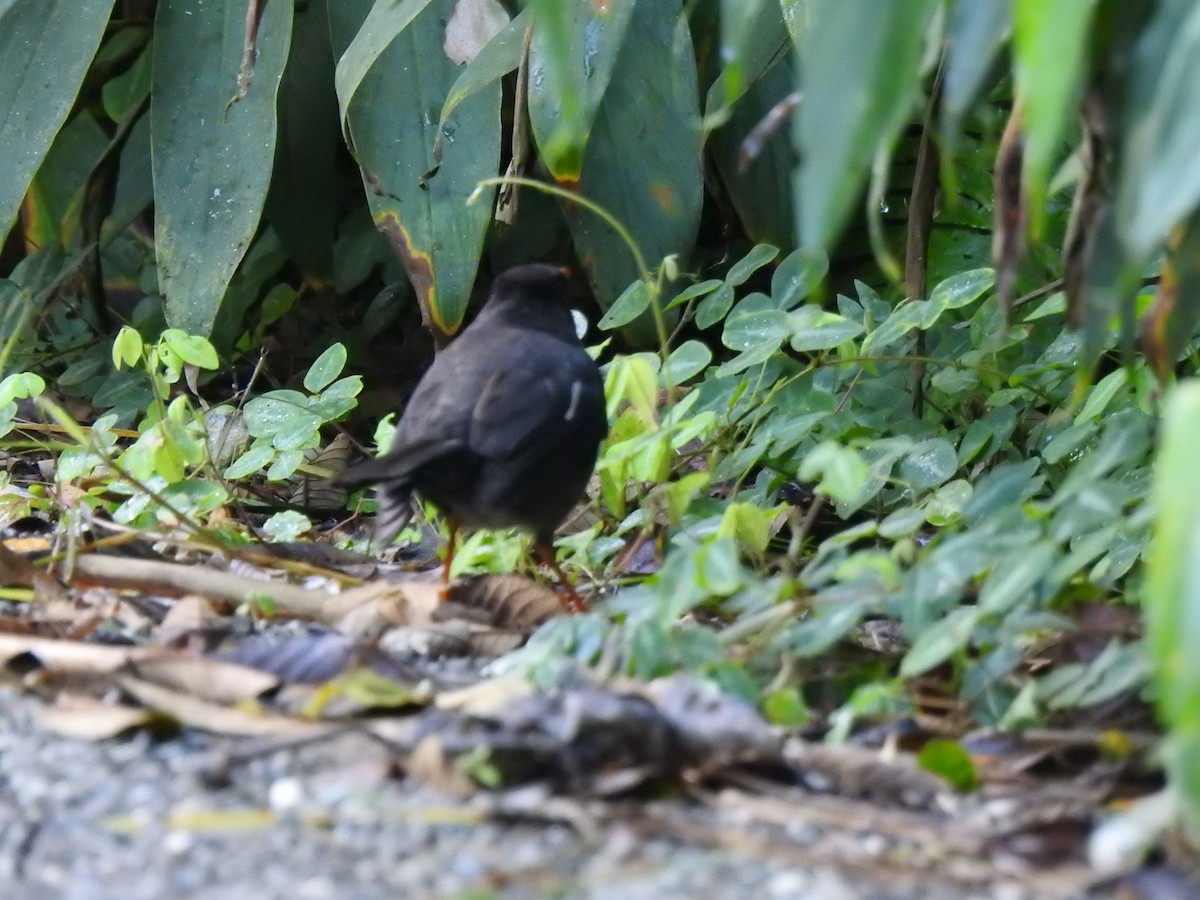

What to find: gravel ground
left=0, top=686, right=1089, bottom=900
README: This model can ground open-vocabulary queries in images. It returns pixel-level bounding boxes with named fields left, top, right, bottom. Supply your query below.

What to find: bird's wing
left=467, top=357, right=591, bottom=461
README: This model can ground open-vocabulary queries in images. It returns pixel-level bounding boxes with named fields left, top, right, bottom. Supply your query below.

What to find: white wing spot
left=565, top=381, right=582, bottom=421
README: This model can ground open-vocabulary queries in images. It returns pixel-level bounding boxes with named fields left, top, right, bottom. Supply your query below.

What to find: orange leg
left=531, top=540, right=589, bottom=613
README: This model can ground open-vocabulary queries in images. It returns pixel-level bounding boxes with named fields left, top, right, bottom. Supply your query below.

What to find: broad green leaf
left=0, top=0, right=117, bottom=239
left=437, top=9, right=527, bottom=154
left=527, top=0, right=637, bottom=182
left=0, top=372, right=45, bottom=405
left=772, top=248, right=828, bottom=310
left=708, top=54, right=796, bottom=247
left=900, top=606, right=982, bottom=677
left=705, top=0, right=789, bottom=121
left=799, top=441, right=870, bottom=505
left=224, top=444, right=276, bottom=480
left=796, top=0, right=939, bottom=249
left=787, top=306, right=863, bottom=352
left=153, top=0, right=293, bottom=337
left=1013, top=0, right=1096, bottom=231
left=329, top=0, right=501, bottom=336
left=665, top=279, right=722, bottom=310
left=721, top=293, right=790, bottom=351
left=1145, top=381, right=1200, bottom=833
left=333, top=0, right=435, bottom=137
left=696, top=282, right=736, bottom=329
left=1116, top=4, right=1200, bottom=257
left=900, top=439, right=958, bottom=491
left=160, top=330, right=219, bottom=370
left=917, top=739, right=979, bottom=792
left=663, top=340, right=712, bottom=384
left=860, top=301, right=930, bottom=356
left=726, top=244, right=779, bottom=286
left=941, top=0, right=1010, bottom=151
left=270, top=0, right=339, bottom=285
left=304, top=343, right=348, bottom=393
left=979, top=543, right=1057, bottom=614
left=598, top=279, right=652, bottom=330
left=562, top=0, right=703, bottom=344
left=1075, top=369, right=1129, bottom=424
left=928, top=268, right=995, bottom=313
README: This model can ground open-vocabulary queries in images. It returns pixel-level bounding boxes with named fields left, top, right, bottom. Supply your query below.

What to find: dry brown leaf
left=444, top=573, right=564, bottom=628
left=0, top=633, right=154, bottom=674
left=435, top=674, right=535, bottom=715
left=35, top=693, right=157, bottom=741
left=405, top=734, right=477, bottom=797
left=126, top=654, right=280, bottom=704
left=323, top=579, right=442, bottom=635
left=155, top=595, right=223, bottom=645
left=115, top=675, right=333, bottom=738
left=443, top=0, right=509, bottom=65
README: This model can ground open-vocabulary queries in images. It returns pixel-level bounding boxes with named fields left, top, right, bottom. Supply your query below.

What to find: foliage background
left=3, top=0, right=1200, bottom=841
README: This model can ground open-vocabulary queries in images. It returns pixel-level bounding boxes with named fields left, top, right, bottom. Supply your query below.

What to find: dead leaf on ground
left=35, top=693, right=158, bottom=741
left=324, top=579, right=441, bottom=634
left=443, top=573, right=565, bottom=628
left=115, top=674, right=332, bottom=738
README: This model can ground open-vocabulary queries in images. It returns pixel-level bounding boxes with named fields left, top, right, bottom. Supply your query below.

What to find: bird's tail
left=335, top=458, right=416, bottom=551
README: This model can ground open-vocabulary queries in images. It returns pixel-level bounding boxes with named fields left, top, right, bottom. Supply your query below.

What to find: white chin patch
left=571, top=309, right=589, bottom=340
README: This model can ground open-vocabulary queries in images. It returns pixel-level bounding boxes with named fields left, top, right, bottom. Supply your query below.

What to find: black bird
left=337, top=264, right=608, bottom=609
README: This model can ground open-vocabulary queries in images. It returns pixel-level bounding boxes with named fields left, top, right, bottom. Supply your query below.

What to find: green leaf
left=1013, top=0, right=1096, bottom=232
left=666, top=279, right=723, bottom=310
left=1074, top=369, right=1129, bottom=424
left=772, top=248, right=829, bottom=310
left=304, top=343, right=348, bottom=393
left=796, top=0, right=939, bottom=249
left=112, top=326, right=143, bottom=370
left=928, top=268, right=995, bottom=313
left=1116, top=5, right=1200, bottom=257
left=721, top=293, right=790, bottom=351
left=979, top=543, right=1057, bottom=614
left=159, top=330, right=219, bottom=370
left=860, top=301, right=930, bottom=356
left=0, top=0, right=117, bottom=238
left=917, top=739, right=979, bottom=792
left=598, top=279, right=652, bottom=330
left=787, top=305, right=863, bottom=352
left=332, top=0, right=435, bottom=134
left=0, top=372, right=45, bottom=406
left=799, top=441, right=870, bottom=505
left=329, top=0, right=501, bottom=336
left=900, top=606, right=982, bottom=677
left=559, top=0, right=702, bottom=344
left=900, top=439, right=958, bottom=491
left=941, top=0, right=1010, bottom=151
left=437, top=9, right=527, bottom=152
left=695, top=282, right=736, bottom=329
left=663, top=340, right=712, bottom=384
left=263, top=511, right=313, bottom=542
left=726, top=244, right=779, bottom=287
left=152, top=0, right=293, bottom=337
left=527, top=0, right=636, bottom=182
left=763, top=687, right=810, bottom=728
left=223, top=444, right=276, bottom=480
left=1146, top=381, right=1200, bottom=833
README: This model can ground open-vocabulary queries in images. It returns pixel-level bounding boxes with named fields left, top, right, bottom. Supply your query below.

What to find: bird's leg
left=440, top=518, right=460, bottom=598
left=531, top=539, right=589, bottom=612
